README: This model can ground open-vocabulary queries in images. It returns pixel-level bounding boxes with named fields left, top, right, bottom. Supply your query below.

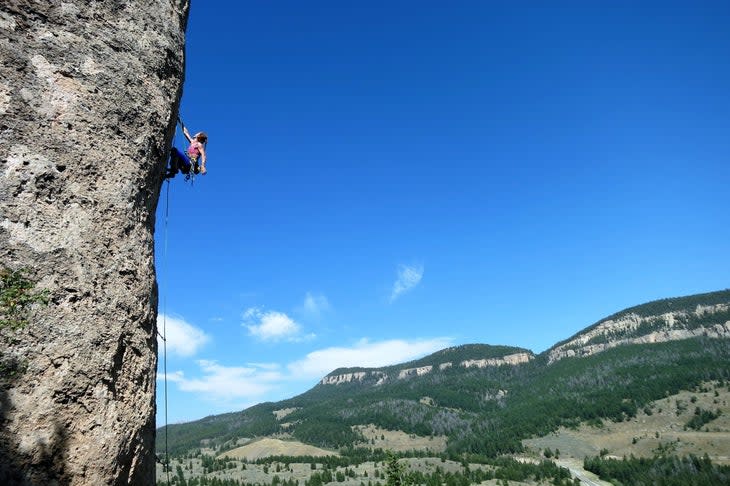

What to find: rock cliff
left=397, top=365, right=433, bottom=379
left=461, top=352, right=533, bottom=368
left=320, top=371, right=371, bottom=385
left=0, top=2, right=188, bottom=484
left=321, top=352, right=534, bottom=386
left=548, top=303, right=730, bottom=364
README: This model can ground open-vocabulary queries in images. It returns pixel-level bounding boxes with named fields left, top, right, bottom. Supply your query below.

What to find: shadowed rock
left=0, top=1, right=189, bottom=484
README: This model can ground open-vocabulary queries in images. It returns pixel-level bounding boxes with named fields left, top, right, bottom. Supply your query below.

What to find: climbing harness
left=165, top=117, right=199, bottom=184
left=179, top=117, right=208, bottom=176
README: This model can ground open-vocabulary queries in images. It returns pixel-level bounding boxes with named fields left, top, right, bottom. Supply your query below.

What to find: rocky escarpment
left=320, top=372, right=378, bottom=385
left=398, top=365, right=433, bottom=379
left=320, top=352, right=534, bottom=386
left=462, top=352, right=533, bottom=368
left=548, top=303, right=730, bottom=364
left=0, top=2, right=188, bottom=485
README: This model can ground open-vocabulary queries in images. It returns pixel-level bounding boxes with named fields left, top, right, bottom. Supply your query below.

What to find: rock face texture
left=397, top=365, right=433, bottom=379
left=321, top=352, right=535, bottom=386
left=548, top=303, right=730, bottom=364
left=0, top=2, right=188, bottom=484
left=461, top=352, right=533, bottom=368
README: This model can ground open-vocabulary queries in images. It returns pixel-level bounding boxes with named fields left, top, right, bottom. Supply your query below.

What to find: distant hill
left=320, top=343, right=533, bottom=386
left=158, top=289, right=730, bottom=459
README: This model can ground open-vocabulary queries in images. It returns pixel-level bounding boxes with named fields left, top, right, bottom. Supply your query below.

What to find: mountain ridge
left=319, top=290, right=730, bottom=387
left=547, top=289, right=730, bottom=363
left=321, top=344, right=534, bottom=386
left=551, top=289, right=730, bottom=348
left=159, top=289, right=730, bottom=459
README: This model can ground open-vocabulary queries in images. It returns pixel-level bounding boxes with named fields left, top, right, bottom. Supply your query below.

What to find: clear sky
left=154, top=1, right=730, bottom=425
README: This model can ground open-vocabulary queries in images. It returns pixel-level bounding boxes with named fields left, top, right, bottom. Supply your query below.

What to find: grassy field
left=156, top=427, right=454, bottom=485
left=156, top=383, right=729, bottom=484
left=156, top=434, right=553, bottom=485
left=523, top=381, right=730, bottom=464
left=218, top=437, right=339, bottom=461
left=352, top=424, right=448, bottom=453
left=157, top=455, right=546, bottom=486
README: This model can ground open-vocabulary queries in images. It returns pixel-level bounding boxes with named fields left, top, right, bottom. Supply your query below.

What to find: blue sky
left=155, top=1, right=730, bottom=425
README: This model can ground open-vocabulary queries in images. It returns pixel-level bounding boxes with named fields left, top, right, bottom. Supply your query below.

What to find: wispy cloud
left=390, top=263, right=424, bottom=302
left=164, top=337, right=452, bottom=410
left=246, top=362, right=282, bottom=371
left=243, top=307, right=305, bottom=341
left=157, top=314, right=210, bottom=357
left=159, top=370, right=185, bottom=383
left=159, top=361, right=282, bottom=407
left=288, top=337, right=452, bottom=380
left=300, top=292, right=331, bottom=317
left=180, top=360, right=281, bottom=397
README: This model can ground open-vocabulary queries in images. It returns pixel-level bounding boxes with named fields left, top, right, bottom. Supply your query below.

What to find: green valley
left=157, top=289, right=730, bottom=485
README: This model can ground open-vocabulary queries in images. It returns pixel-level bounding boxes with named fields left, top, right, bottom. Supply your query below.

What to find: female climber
left=166, top=122, right=208, bottom=179
left=182, top=125, right=208, bottom=175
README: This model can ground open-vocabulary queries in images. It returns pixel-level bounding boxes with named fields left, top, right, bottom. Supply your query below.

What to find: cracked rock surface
left=0, top=2, right=188, bottom=484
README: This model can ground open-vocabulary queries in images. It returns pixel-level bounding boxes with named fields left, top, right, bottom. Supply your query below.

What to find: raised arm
left=182, top=125, right=193, bottom=143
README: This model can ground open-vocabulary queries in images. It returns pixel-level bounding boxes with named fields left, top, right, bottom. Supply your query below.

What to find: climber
left=182, top=124, right=208, bottom=175
left=165, top=119, right=208, bottom=179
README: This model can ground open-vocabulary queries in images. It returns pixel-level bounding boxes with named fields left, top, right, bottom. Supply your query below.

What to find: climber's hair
left=195, top=132, right=208, bottom=144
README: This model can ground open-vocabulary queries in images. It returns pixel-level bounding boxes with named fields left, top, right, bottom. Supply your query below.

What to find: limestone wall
left=0, top=1, right=188, bottom=484
left=548, top=304, right=730, bottom=364
left=461, top=352, right=534, bottom=368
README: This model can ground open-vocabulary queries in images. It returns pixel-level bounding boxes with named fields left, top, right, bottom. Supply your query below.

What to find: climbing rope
left=161, top=179, right=172, bottom=485
left=156, top=116, right=203, bottom=483
left=157, top=115, right=200, bottom=482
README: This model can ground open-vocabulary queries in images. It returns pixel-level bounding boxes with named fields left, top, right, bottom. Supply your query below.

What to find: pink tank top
left=187, top=141, right=202, bottom=158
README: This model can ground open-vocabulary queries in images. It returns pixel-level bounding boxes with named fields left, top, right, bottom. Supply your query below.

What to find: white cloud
left=158, top=370, right=185, bottom=383
left=157, top=314, right=210, bottom=357
left=246, top=362, right=281, bottom=371
left=161, top=361, right=283, bottom=405
left=288, top=337, right=452, bottom=380
left=161, top=337, right=453, bottom=416
left=390, top=264, right=424, bottom=302
left=244, top=307, right=302, bottom=341
left=301, top=292, right=331, bottom=317
left=178, top=360, right=282, bottom=397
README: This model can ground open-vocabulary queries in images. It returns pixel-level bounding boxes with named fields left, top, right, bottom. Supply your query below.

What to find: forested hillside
left=159, top=290, right=730, bottom=460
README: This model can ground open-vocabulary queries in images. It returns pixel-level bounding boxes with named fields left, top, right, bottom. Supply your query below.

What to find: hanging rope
left=160, top=179, right=172, bottom=485
left=157, top=115, right=200, bottom=482
left=156, top=116, right=203, bottom=483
